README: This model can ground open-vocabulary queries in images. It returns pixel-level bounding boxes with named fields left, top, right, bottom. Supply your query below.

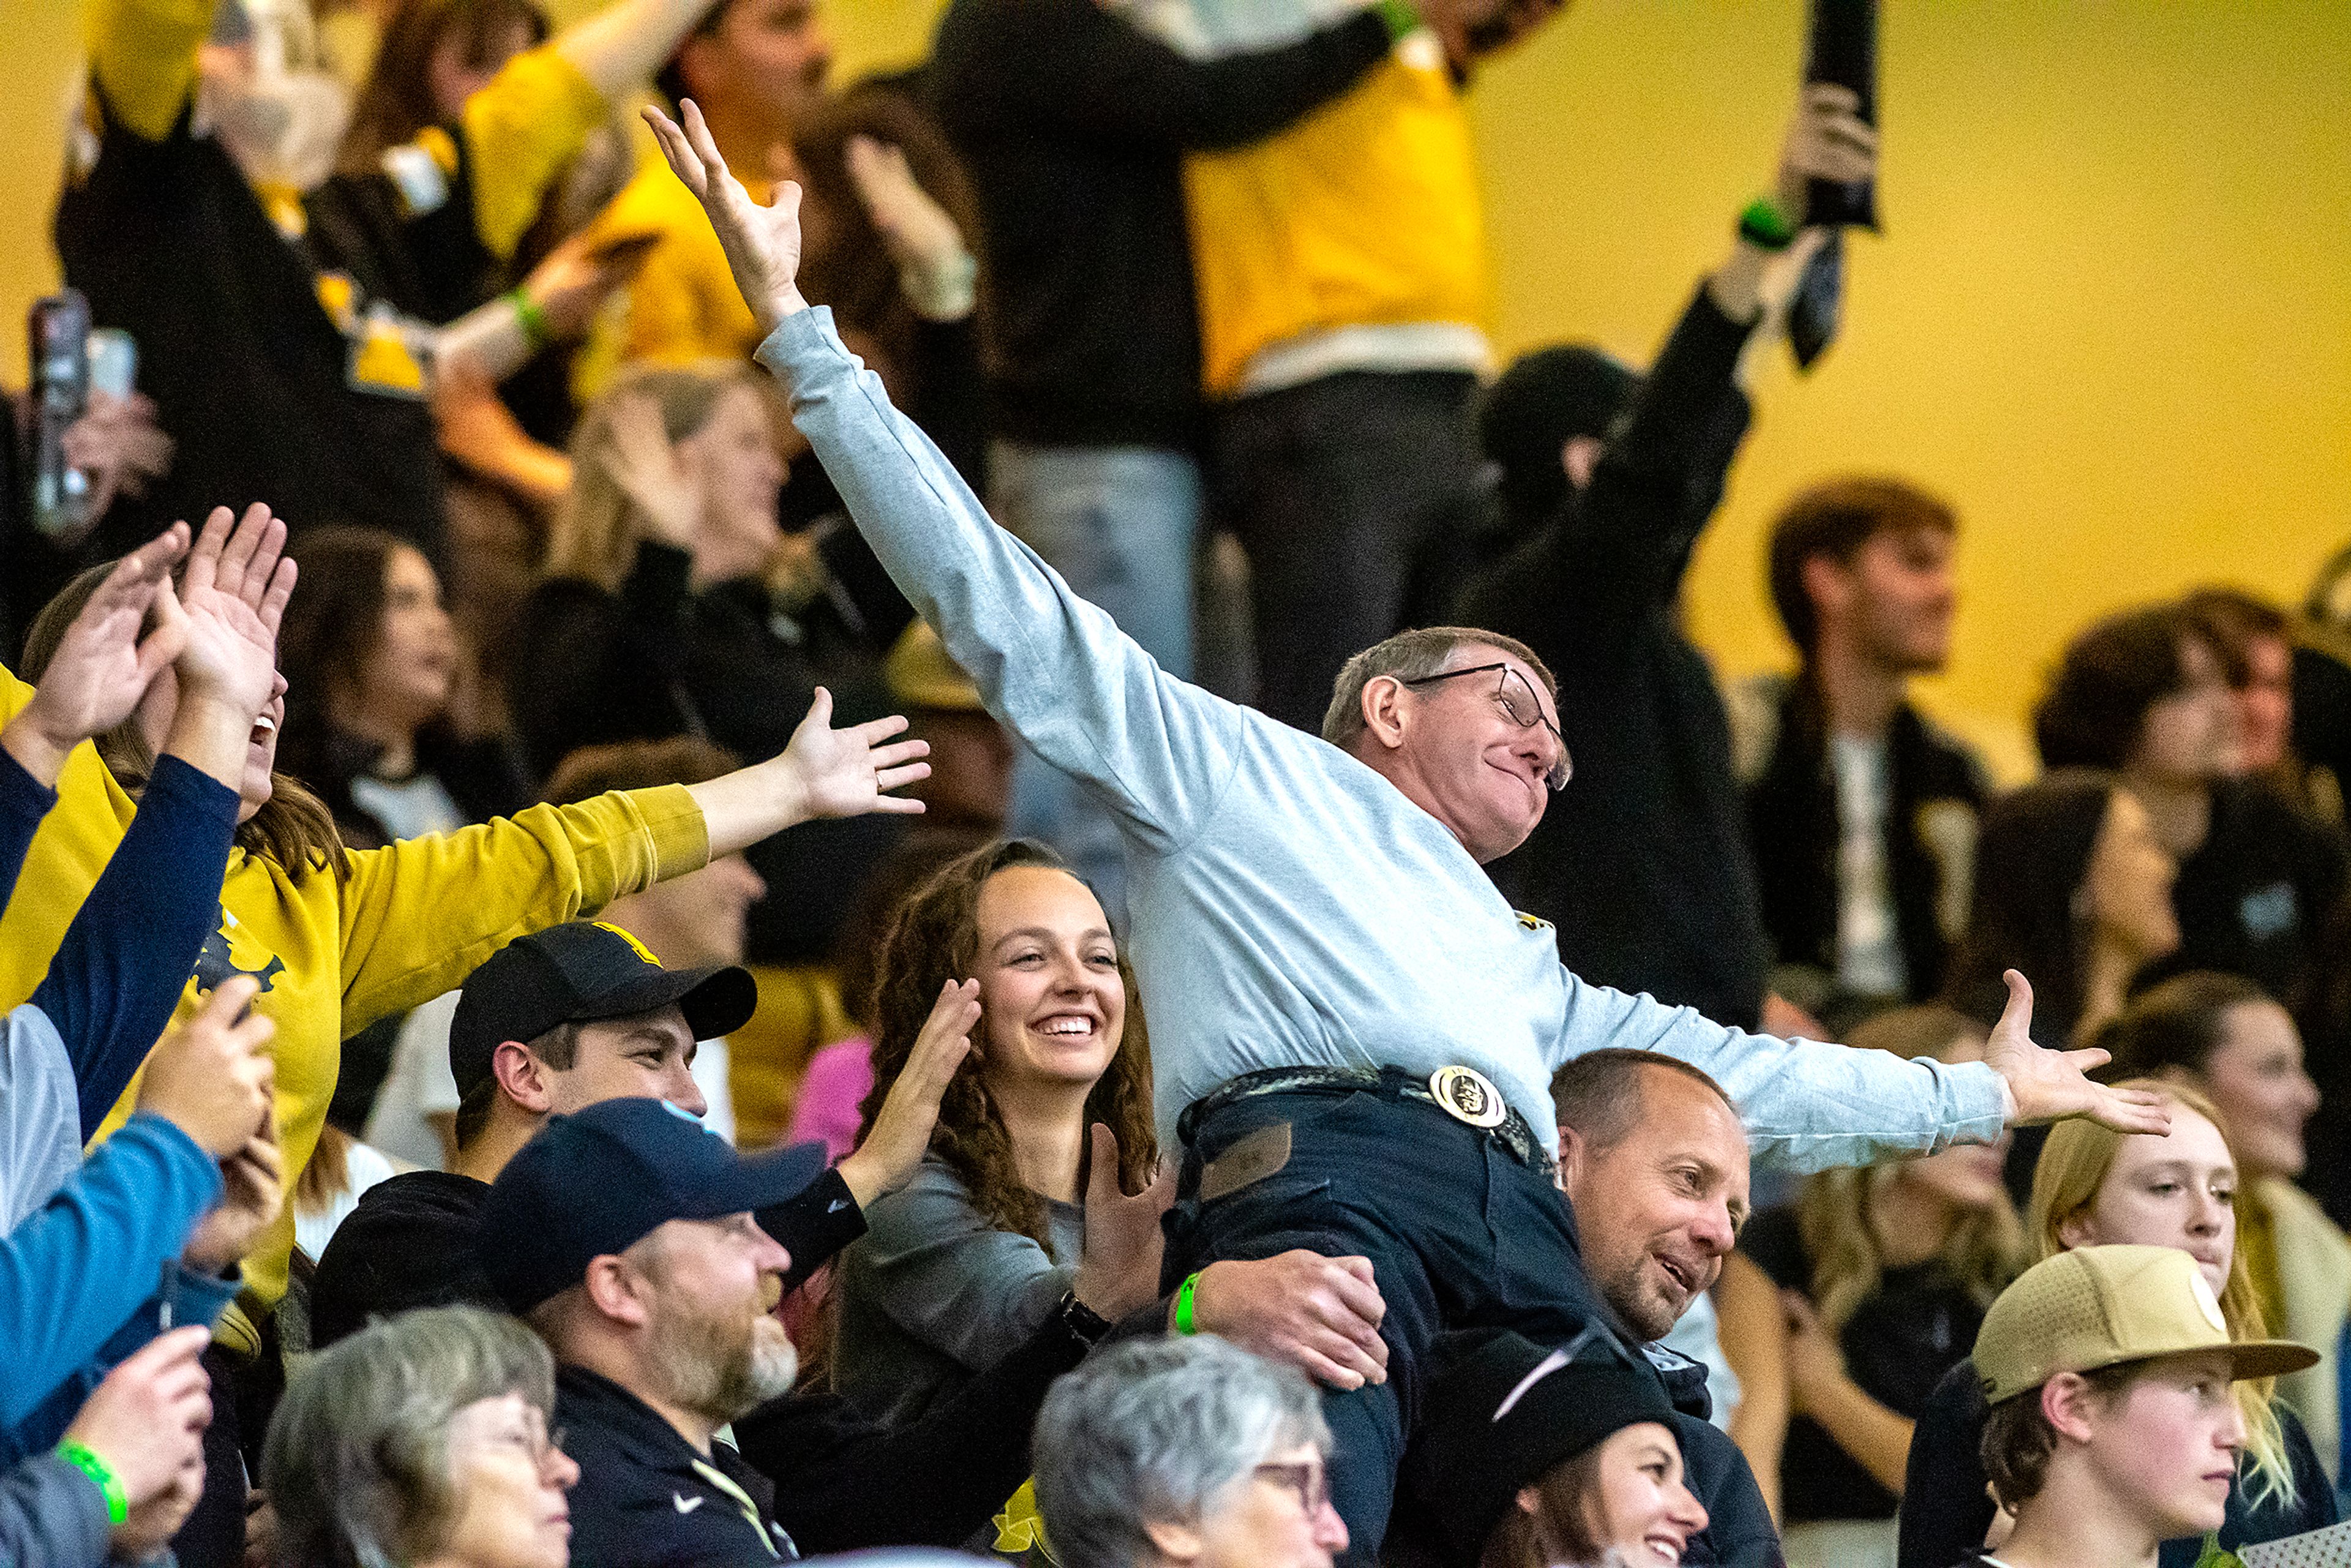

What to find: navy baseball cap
left=449, top=922, right=759, bottom=1103
left=477, top=1097, right=828, bottom=1314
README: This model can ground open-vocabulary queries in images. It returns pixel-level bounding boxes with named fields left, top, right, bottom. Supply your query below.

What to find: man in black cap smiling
left=481, top=1095, right=1136, bottom=1564
left=309, top=919, right=973, bottom=1348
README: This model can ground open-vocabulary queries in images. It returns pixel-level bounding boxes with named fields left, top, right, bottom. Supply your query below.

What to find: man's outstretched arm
left=643, top=100, right=1245, bottom=852
left=1564, top=966, right=2169, bottom=1172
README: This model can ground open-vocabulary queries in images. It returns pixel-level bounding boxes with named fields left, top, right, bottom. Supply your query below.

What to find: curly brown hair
left=856, top=839, right=1156, bottom=1249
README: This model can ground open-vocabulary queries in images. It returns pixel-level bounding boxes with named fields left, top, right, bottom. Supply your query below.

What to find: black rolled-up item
left=1804, top=0, right=1880, bottom=230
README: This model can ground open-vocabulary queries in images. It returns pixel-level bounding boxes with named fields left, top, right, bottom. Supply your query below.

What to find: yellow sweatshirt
left=0, top=666, right=709, bottom=1316
left=1183, top=43, right=1489, bottom=397
left=572, top=160, right=773, bottom=403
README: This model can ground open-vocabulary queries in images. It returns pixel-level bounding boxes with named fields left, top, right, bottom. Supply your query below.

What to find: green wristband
left=508, top=288, right=553, bottom=350
left=1737, top=196, right=1798, bottom=252
left=1372, top=0, right=1420, bottom=43
left=1174, top=1271, right=1204, bottom=1336
left=55, top=1441, right=127, bottom=1526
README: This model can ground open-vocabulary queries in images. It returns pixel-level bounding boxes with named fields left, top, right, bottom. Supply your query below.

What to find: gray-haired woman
left=1033, top=1336, right=1349, bottom=1568
left=261, top=1307, right=577, bottom=1568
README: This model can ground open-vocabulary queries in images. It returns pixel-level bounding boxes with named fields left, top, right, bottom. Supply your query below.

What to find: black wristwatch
left=1057, top=1289, right=1112, bottom=1348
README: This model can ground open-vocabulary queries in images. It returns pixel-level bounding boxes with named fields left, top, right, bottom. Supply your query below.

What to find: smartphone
left=87, top=328, right=138, bottom=400
left=28, top=291, right=92, bottom=539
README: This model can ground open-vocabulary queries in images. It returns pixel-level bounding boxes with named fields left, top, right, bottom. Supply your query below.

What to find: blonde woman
left=1894, top=1077, right=2336, bottom=1568
left=1718, top=1006, right=2024, bottom=1566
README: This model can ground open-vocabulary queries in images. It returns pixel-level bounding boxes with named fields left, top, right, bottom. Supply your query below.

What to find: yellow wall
left=6, top=2, right=2347, bottom=776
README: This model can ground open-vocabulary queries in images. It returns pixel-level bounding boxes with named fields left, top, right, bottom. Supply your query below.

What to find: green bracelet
left=1371, top=0, right=1420, bottom=43
left=55, top=1441, right=127, bottom=1526
left=1173, top=1271, right=1204, bottom=1336
left=508, top=288, right=553, bottom=350
left=1737, top=196, right=1798, bottom=252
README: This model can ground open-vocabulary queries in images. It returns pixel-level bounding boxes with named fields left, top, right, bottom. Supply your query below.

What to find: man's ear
left=1800, top=553, right=1853, bottom=628
left=493, top=1039, right=555, bottom=1116
left=1554, top=1122, right=1585, bottom=1198
left=1360, top=674, right=1412, bottom=755
left=1142, top=1518, right=1205, bottom=1564
left=1560, top=433, right=1605, bottom=491
left=582, top=1254, right=653, bottom=1330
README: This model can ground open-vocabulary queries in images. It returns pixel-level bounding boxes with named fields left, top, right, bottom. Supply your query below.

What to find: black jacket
left=1741, top=675, right=1989, bottom=1016
left=55, top=92, right=446, bottom=565
left=506, top=539, right=913, bottom=964
left=1454, top=284, right=1770, bottom=1031
left=563, top=1305, right=1092, bottom=1565
left=930, top=0, right=1393, bottom=451
left=1897, top=1356, right=2338, bottom=1568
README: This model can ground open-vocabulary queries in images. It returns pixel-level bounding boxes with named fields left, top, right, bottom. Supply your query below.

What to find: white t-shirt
left=1830, top=732, right=1908, bottom=998
left=363, top=989, right=463, bottom=1171
left=294, top=1138, right=399, bottom=1262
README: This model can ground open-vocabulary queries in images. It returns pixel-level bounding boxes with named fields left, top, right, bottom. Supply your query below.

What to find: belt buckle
left=1428, top=1066, right=1507, bottom=1130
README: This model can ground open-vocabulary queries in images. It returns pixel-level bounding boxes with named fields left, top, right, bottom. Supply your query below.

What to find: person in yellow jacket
left=1123, top=0, right=1560, bottom=732
left=0, top=504, right=932, bottom=1321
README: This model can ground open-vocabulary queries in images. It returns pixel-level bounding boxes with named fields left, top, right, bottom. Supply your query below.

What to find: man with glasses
left=644, top=96, right=2169, bottom=1562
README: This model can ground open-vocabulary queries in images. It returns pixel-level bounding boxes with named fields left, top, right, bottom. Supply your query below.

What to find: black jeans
left=1166, top=1077, right=1611, bottom=1566
left=1210, top=370, right=1488, bottom=733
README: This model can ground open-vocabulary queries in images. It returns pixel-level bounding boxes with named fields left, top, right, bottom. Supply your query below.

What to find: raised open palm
left=642, top=100, right=809, bottom=339
left=781, top=686, right=931, bottom=820
left=1982, top=969, right=2171, bottom=1135
left=176, top=505, right=295, bottom=716
left=14, top=523, right=190, bottom=757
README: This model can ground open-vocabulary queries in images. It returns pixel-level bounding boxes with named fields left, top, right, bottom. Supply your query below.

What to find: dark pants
left=1210, top=370, right=1488, bottom=733
left=1166, top=1078, right=1611, bottom=1566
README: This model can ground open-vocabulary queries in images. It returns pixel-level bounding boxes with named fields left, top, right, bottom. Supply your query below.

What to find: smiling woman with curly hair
left=828, top=838, right=1158, bottom=1425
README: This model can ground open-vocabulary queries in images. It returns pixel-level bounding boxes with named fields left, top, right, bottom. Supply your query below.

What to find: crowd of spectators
left=2, top=2, right=2349, bottom=1567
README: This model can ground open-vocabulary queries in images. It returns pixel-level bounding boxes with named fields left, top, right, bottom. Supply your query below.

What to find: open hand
left=176, top=504, right=295, bottom=719
left=1984, top=970, right=2170, bottom=1135
left=1191, top=1251, right=1390, bottom=1390
left=838, top=978, right=978, bottom=1208
left=643, top=100, right=808, bottom=339
left=779, top=686, right=931, bottom=820
left=845, top=137, right=964, bottom=276
left=61, top=391, right=174, bottom=536
left=1074, top=1124, right=1175, bottom=1322
left=601, top=391, right=703, bottom=550
left=4, top=523, right=190, bottom=784
left=522, top=223, right=657, bottom=342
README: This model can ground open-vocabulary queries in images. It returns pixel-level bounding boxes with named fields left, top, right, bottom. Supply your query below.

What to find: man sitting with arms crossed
left=1962, top=1245, right=2316, bottom=1568
left=641, top=96, right=2168, bottom=1562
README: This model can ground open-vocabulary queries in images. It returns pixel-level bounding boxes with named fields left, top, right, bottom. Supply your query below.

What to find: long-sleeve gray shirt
left=833, top=1157, right=1083, bottom=1427
left=0, top=1452, right=112, bottom=1568
left=758, top=308, right=2006, bottom=1165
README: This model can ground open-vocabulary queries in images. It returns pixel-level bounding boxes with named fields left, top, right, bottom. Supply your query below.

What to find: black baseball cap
left=477, top=1096, right=828, bottom=1314
left=448, top=922, right=759, bottom=1103
left=1401, top=1328, right=1680, bottom=1566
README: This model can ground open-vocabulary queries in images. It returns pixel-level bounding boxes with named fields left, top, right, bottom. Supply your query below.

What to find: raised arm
left=24, top=508, right=292, bottom=1130
left=458, top=0, right=722, bottom=263
left=1562, top=967, right=2167, bottom=1171
left=643, top=101, right=1249, bottom=849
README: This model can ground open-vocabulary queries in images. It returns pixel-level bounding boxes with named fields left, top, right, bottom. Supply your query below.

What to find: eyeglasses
left=1253, top=1461, right=1331, bottom=1515
left=1398, top=662, right=1572, bottom=790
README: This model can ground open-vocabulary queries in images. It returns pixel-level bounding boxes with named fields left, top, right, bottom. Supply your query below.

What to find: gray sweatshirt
left=758, top=308, right=2005, bottom=1166
left=833, top=1157, right=1084, bottom=1426
left=0, top=1452, right=113, bottom=1568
